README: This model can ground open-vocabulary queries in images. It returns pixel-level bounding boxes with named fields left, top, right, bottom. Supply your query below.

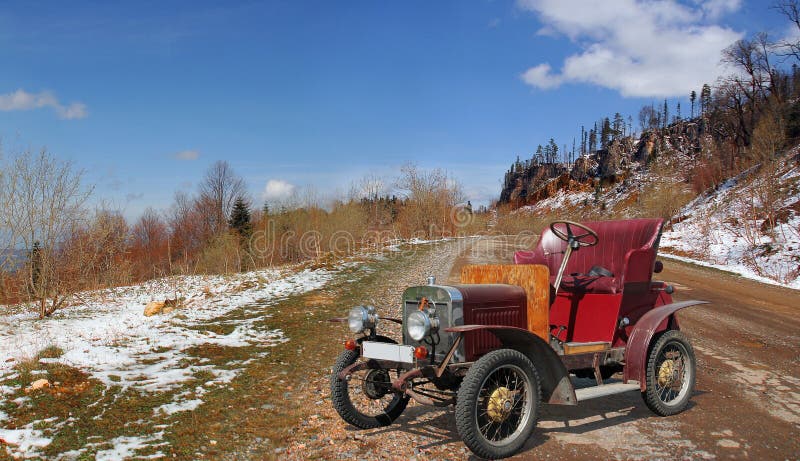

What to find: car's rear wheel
left=455, top=349, right=540, bottom=459
left=642, top=330, right=696, bottom=416
left=330, top=345, right=409, bottom=429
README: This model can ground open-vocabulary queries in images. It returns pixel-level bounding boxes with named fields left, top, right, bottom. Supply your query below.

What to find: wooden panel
left=563, top=341, right=611, bottom=355
left=460, top=264, right=550, bottom=341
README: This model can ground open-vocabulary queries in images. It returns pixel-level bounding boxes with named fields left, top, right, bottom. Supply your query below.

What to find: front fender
left=446, top=325, right=577, bottom=405
left=624, top=300, right=708, bottom=390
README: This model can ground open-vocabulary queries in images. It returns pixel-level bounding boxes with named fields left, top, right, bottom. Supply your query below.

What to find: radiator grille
left=464, top=306, right=524, bottom=360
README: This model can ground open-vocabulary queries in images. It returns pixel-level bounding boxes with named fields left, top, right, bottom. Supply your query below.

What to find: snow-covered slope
left=661, top=155, right=800, bottom=289
left=0, top=264, right=335, bottom=458
left=511, top=151, right=800, bottom=289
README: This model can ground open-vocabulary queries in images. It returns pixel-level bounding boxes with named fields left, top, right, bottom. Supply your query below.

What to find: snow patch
left=94, top=433, right=164, bottom=460
left=0, top=425, right=52, bottom=457
left=154, top=398, right=203, bottom=416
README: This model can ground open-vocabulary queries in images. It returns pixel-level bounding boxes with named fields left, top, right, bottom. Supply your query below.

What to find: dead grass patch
left=304, top=292, right=335, bottom=307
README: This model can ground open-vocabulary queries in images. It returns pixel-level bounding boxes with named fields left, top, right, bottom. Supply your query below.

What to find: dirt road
left=287, top=235, right=799, bottom=460
left=506, top=256, right=800, bottom=460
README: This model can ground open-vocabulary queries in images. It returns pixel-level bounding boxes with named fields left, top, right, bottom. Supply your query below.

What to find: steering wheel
left=549, top=220, right=599, bottom=248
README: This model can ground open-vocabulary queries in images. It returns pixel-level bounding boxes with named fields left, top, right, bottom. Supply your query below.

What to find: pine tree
left=612, top=113, right=624, bottom=139
left=700, top=84, right=711, bottom=116
left=662, top=99, right=669, bottom=130
left=690, top=90, right=697, bottom=118
left=229, top=197, right=252, bottom=238
left=600, top=117, right=611, bottom=149
left=571, top=138, right=576, bottom=164
left=547, top=138, right=558, bottom=163
left=580, top=126, right=586, bottom=155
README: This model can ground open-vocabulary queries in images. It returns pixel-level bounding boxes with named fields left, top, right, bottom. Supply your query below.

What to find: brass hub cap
left=657, top=359, right=675, bottom=387
left=486, top=387, right=514, bottom=422
left=658, top=349, right=685, bottom=388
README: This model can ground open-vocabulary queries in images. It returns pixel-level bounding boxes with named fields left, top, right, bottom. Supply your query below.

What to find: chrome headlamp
left=348, top=305, right=378, bottom=334
left=407, top=310, right=439, bottom=341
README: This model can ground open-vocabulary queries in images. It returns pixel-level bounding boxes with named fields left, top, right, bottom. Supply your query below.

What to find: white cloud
left=262, top=179, right=296, bottom=201
left=517, top=0, right=744, bottom=97
left=0, top=89, right=88, bottom=119
left=698, top=0, right=741, bottom=19
left=521, top=63, right=563, bottom=89
left=173, top=150, right=199, bottom=160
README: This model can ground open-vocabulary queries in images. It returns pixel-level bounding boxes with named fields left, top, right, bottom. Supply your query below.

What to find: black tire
left=330, top=348, right=409, bottom=429
left=642, top=330, right=696, bottom=416
left=455, top=349, right=541, bottom=459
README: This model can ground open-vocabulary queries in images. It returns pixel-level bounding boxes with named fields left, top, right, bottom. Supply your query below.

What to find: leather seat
left=514, top=218, right=665, bottom=294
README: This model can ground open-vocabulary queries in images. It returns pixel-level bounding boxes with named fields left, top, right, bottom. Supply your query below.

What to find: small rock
left=209, top=440, right=217, bottom=446
left=144, top=301, right=166, bottom=317
left=25, top=379, right=50, bottom=393
left=261, top=404, right=275, bottom=410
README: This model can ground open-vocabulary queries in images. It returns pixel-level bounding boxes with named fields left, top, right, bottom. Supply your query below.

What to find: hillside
left=661, top=149, right=800, bottom=288
left=499, top=120, right=702, bottom=213
left=498, top=121, right=800, bottom=288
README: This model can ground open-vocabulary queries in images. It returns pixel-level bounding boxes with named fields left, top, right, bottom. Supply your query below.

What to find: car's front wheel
left=455, top=349, right=541, bottom=459
left=642, top=330, right=696, bottom=416
left=330, top=345, right=409, bottom=429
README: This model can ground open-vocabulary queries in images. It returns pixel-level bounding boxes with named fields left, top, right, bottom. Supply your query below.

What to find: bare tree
left=774, top=0, right=800, bottom=62
left=131, top=207, right=169, bottom=279
left=167, top=190, right=207, bottom=272
left=395, top=164, right=464, bottom=238
left=721, top=34, right=776, bottom=147
left=198, top=160, right=247, bottom=235
left=73, top=208, right=130, bottom=287
left=0, top=148, right=92, bottom=318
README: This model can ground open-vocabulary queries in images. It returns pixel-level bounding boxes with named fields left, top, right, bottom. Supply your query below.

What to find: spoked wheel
left=642, top=330, right=696, bottom=416
left=456, top=349, right=540, bottom=459
left=330, top=347, right=409, bottom=429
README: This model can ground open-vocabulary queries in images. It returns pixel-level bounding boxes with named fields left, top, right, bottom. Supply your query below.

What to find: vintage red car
left=330, top=218, right=704, bottom=459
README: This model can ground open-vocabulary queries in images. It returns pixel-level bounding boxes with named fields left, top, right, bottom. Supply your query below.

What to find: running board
left=575, top=382, right=641, bottom=402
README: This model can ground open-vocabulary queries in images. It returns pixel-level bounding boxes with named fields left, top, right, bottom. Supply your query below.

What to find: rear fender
left=446, top=325, right=577, bottom=405
left=624, top=300, right=708, bottom=390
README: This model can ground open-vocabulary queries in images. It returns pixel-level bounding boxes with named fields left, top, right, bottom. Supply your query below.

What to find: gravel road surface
left=282, top=236, right=799, bottom=460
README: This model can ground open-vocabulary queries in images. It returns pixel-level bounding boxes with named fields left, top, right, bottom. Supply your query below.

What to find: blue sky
left=0, top=0, right=788, bottom=217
